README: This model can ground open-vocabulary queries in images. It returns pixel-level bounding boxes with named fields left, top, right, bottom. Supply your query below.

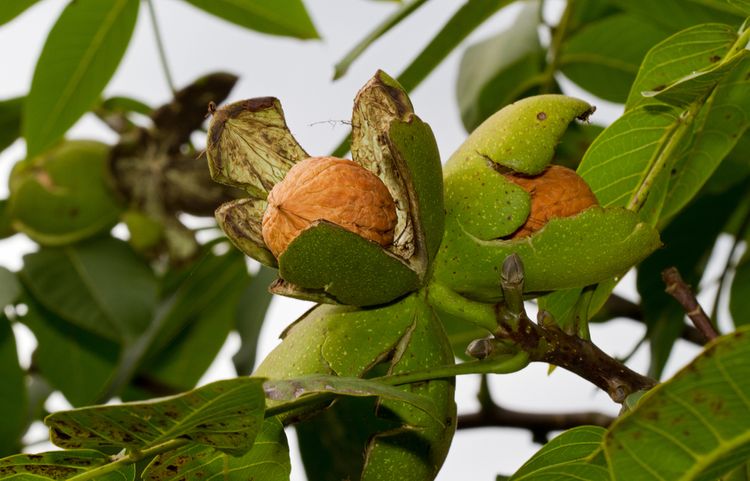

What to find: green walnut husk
left=255, top=292, right=456, bottom=481
left=435, top=95, right=661, bottom=302
left=7, top=140, right=123, bottom=245
left=207, top=71, right=444, bottom=307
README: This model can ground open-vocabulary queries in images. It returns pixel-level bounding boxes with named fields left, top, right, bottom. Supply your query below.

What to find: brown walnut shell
left=504, top=165, right=599, bottom=238
left=262, top=156, right=397, bottom=258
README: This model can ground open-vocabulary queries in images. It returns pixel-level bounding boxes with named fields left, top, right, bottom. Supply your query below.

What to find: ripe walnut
left=504, top=165, right=598, bottom=238
left=261, top=156, right=397, bottom=258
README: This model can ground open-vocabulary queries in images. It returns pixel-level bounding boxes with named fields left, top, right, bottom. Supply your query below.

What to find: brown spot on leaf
left=709, top=55, right=721, bottom=63
left=536, top=112, right=547, bottom=121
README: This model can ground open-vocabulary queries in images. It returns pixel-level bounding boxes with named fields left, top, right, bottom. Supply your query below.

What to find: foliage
left=0, top=1, right=749, bottom=480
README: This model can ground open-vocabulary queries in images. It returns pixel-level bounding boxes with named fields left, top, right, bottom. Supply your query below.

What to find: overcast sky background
left=0, top=1, right=716, bottom=479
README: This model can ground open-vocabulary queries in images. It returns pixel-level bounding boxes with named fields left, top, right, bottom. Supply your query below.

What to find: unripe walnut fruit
left=262, top=156, right=398, bottom=258
left=504, top=165, right=598, bottom=238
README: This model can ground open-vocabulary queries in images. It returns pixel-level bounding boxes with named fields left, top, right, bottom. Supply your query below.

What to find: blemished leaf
left=143, top=418, right=290, bottom=481
left=233, top=265, right=275, bottom=375
left=730, top=252, right=750, bottom=327
left=456, top=0, right=545, bottom=132
left=23, top=0, right=139, bottom=157
left=0, top=315, right=26, bottom=456
left=0, top=0, right=40, bottom=26
left=398, top=0, right=516, bottom=92
left=0, top=450, right=135, bottom=480
left=333, top=0, right=429, bottom=80
left=21, top=292, right=118, bottom=406
left=264, top=374, right=443, bottom=422
left=605, top=325, right=750, bottom=480
left=181, top=0, right=319, bottom=39
left=560, top=14, right=669, bottom=103
left=626, top=23, right=739, bottom=111
left=21, top=237, right=158, bottom=343
left=46, top=377, right=266, bottom=456
left=510, top=426, right=606, bottom=480
left=0, top=267, right=20, bottom=308
left=0, top=96, right=23, bottom=154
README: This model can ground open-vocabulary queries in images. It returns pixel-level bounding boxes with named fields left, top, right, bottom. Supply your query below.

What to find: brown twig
left=662, top=267, right=718, bottom=342
left=458, top=375, right=615, bottom=443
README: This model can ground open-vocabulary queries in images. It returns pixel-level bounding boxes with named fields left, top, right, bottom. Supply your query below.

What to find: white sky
left=0, top=1, right=710, bottom=479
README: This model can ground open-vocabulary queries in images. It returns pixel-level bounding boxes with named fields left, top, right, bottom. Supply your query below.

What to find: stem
left=66, top=439, right=188, bottom=481
left=540, top=0, right=574, bottom=93
left=426, top=281, right=497, bottom=332
left=662, top=267, right=718, bottom=341
left=145, top=0, right=176, bottom=95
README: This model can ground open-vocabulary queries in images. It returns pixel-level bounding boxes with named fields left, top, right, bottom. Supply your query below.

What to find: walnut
left=261, top=156, right=397, bottom=258
left=504, top=165, right=598, bottom=238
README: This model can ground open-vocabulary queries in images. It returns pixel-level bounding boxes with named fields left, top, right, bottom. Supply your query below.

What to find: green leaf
left=142, top=418, right=289, bottom=481
left=0, top=267, right=20, bottom=308
left=626, top=23, right=739, bottom=110
left=20, top=293, right=119, bottom=406
left=0, top=199, right=13, bottom=239
left=0, top=0, right=40, bottom=26
left=660, top=56, right=750, bottom=220
left=23, top=0, right=139, bottom=157
left=181, top=0, right=319, bottom=39
left=46, top=377, right=266, bottom=456
left=233, top=266, right=275, bottom=375
left=605, top=326, right=750, bottom=481
left=21, top=237, right=157, bottom=343
left=264, top=374, right=442, bottom=422
left=560, top=14, right=670, bottom=103
left=0, top=450, right=135, bottom=480
left=730, top=252, right=750, bottom=327
left=578, top=106, right=679, bottom=208
left=8, top=140, right=123, bottom=245
left=610, top=0, right=745, bottom=33
left=398, top=0, right=515, bottom=92
left=510, top=426, right=606, bottom=480
left=0, top=315, right=26, bottom=456
left=333, top=0, right=429, bottom=79
left=512, top=463, right=611, bottom=481
left=456, top=0, right=545, bottom=131
left=0, top=97, right=23, bottom=154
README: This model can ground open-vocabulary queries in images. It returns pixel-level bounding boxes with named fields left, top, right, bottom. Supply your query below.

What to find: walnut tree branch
left=662, top=267, right=718, bottom=342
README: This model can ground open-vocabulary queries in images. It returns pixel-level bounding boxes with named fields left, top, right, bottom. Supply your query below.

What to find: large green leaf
left=510, top=426, right=607, bottom=480
left=398, top=0, right=515, bottom=91
left=233, top=266, right=275, bottom=375
left=20, top=293, right=119, bottom=406
left=0, top=315, right=26, bottom=457
left=0, top=450, right=135, bottom=480
left=0, top=96, right=23, bottom=154
left=0, top=267, right=19, bottom=309
left=46, top=377, right=266, bottom=456
left=610, top=0, right=745, bottom=33
left=605, top=326, right=750, bottom=480
left=730, top=251, right=750, bottom=327
left=456, top=0, right=544, bottom=132
left=560, top=14, right=669, bottom=103
left=142, top=418, right=289, bottom=481
left=181, top=0, right=318, bottom=39
left=24, top=0, right=139, bottom=157
left=21, top=237, right=158, bottom=343
left=0, top=0, right=40, bottom=26
left=626, top=23, right=740, bottom=111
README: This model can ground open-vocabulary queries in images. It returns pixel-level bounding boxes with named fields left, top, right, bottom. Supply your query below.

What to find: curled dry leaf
left=261, top=156, right=398, bottom=258
left=504, top=165, right=598, bottom=238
